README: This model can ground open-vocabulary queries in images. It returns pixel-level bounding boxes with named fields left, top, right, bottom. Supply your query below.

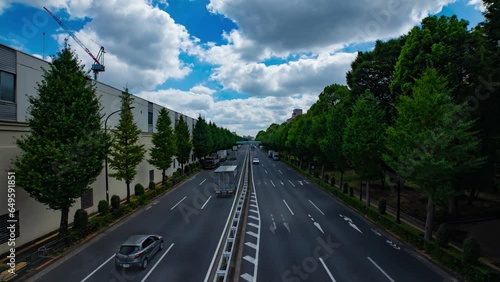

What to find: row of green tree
left=10, top=44, right=239, bottom=237
left=257, top=2, right=500, bottom=241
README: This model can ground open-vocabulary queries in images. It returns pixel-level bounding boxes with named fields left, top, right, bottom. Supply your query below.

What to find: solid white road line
left=319, top=257, right=337, bottom=282
left=283, top=199, right=294, bottom=215
left=170, top=196, right=187, bottom=210
left=199, top=178, right=207, bottom=185
left=141, top=243, right=174, bottom=282
left=367, top=257, right=395, bottom=282
left=288, top=180, right=296, bottom=187
left=201, top=195, right=212, bottom=209
left=80, top=254, right=115, bottom=282
left=309, top=200, right=325, bottom=215
left=270, top=180, right=275, bottom=187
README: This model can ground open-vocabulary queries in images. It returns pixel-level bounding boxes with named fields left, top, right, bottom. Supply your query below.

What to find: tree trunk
left=339, top=169, right=344, bottom=190
left=448, top=196, right=459, bottom=218
left=359, top=180, right=363, bottom=201
left=467, top=187, right=476, bottom=206
left=126, top=181, right=131, bottom=203
left=320, top=164, right=325, bottom=180
left=162, top=169, right=166, bottom=186
left=380, top=174, right=385, bottom=188
left=59, top=207, right=69, bottom=238
left=424, top=197, right=435, bottom=241
left=366, top=180, right=370, bottom=207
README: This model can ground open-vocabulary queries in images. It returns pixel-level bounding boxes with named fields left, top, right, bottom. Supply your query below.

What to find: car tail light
left=134, top=252, right=143, bottom=259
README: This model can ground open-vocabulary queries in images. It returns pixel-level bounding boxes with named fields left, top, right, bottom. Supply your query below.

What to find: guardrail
left=213, top=153, right=250, bottom=282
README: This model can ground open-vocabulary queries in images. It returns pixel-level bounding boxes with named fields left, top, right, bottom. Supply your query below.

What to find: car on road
left=252, top=158, right=260, bottom=164
left=115, top=235, right=164, bottom=270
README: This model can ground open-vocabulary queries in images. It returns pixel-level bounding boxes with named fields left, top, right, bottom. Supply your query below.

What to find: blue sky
left=0, top=0, right=485, bottom=136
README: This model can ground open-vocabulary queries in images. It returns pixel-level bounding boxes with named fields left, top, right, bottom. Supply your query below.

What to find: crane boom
left=44, top=7, right=105, bottom=79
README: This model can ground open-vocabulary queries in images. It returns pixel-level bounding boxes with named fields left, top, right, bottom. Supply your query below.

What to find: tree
left=148, top=108, right=176, bottom=186
left=313, top=84, right=352, bottom=187
left=192, top=116, right=212, bottom=159
left=343, top=91, right=386, bottom=207
left=109, top=89, right=146, bottom=203
left=391, top=15, right=472, bottom=101
left=383, top=68, right=485, bottom=241
left=346, top=37, right=405, bottom=123
left=175, top=115, right=193, bottom=171
left=10, top=43, right=108, bottom=238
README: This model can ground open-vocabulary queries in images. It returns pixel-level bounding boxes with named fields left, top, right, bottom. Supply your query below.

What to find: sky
left=0, top=0, right=486, bottom=137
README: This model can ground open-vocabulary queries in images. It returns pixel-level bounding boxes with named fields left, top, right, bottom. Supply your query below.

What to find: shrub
left=134, top=183, right=145, bottom=196
left=140, top=194, right=149, bottom=205
left=89, top=214, right=112, bottom=230
left=149, top=181, right=156, bottom=190
left=145, top=189, right=156, bottom=199
left=111, top=195, right=121, bottom=210
left=129, top=197, right=140, bottom=209
left=349, top=187, right=354, bottom=197
left=73, top=209, right=88, bottom=231
left=436, top=223, right=449, bottom=248
left=120, top=205, right=133, bottom=215
left=343, top=183, right=349, bottom=193
left=378, top=199, right=387, bottom=214
left=184, top=165, right=191, bottom=174
left=98, top=200, right=109, bottom=215
left=323, top=174, right=329, bottom=183
left=463, top=236, right=481, bottom=264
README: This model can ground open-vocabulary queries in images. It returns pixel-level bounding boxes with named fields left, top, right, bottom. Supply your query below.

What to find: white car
left=252, top=158, right=260, bottom=164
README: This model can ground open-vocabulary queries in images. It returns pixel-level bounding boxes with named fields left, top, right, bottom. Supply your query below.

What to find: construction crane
left=44, top=7, right=105, bottom=80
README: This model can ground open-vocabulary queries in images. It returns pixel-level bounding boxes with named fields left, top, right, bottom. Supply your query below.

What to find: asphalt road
left=26, top=148, right=247, bottom=282
left=244, top=148, right=456, bottom=282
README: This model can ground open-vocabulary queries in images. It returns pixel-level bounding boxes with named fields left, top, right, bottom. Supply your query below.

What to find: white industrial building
left=0, top=43, right=198, bottom=255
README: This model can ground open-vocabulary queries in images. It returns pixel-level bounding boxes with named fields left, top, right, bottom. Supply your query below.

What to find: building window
left=148, top=102, right=153, bottom=133
left=148, top=112, right=153, bottom=125
left=149, top=170, right=154, bottom=183
left=81, top=188, right=93, bottom=210
left=0, top=71, right=15, bottom=102
left=173, top=159, right=176, bottom=169
left=0, top=211, right=20, bottom=244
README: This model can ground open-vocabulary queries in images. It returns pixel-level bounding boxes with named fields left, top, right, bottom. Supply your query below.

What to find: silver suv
left=115, top=235, right=164, bottom=270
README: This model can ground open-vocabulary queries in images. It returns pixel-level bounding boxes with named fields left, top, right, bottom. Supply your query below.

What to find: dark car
left=115, top=235, right=163, bottom=270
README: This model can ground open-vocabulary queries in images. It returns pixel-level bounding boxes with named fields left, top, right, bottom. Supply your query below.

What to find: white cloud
left=136, top=85, right=216, bottom=120
left=467, top=0, right=486, bottom=12
left=46, top=0, right=197, bottom=91
left=207, top=0, right=454, bottom=57
left=207, top=52, right=356, bottom=97
left=136, top=85, right=319, bottom=137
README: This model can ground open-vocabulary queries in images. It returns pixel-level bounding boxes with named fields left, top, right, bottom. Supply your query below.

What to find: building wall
left=0, top=44, right=198, bottom=255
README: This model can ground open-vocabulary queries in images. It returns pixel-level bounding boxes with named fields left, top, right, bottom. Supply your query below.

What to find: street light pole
left=104, top=107, right=134, bottom=202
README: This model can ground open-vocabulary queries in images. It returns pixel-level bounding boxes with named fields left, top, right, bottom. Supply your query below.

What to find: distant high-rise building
left=287, top=109, right=303, bottom=123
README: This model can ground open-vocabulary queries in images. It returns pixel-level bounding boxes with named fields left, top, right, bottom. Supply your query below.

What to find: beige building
left=0, top=44, right=198, bottom=255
